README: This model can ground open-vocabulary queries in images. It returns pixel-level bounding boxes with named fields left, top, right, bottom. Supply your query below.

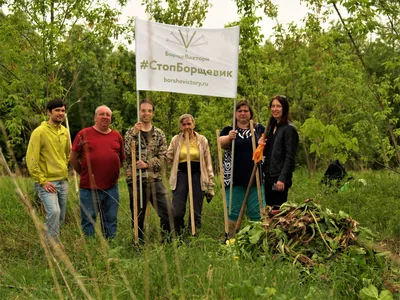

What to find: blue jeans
left=80, top=184, right=119, bottom=239
left=35, top=180, right=68, bottom=243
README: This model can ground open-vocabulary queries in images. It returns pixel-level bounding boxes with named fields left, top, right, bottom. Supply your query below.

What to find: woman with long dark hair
left=262, top=95, right=299, bottom=209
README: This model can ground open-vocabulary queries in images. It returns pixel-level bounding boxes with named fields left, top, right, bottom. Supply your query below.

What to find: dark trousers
left=264, top=177, right=289, bottom=209
left=128, top=180, right=172, bottom=241
left=173, top=170, right=204, bottom=235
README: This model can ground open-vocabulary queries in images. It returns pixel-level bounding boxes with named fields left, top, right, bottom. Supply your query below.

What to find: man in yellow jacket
left=26, top=98, right=70, bottom=244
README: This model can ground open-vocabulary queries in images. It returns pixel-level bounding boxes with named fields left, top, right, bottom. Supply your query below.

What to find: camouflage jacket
left=124, top=126, right=167, bottom=184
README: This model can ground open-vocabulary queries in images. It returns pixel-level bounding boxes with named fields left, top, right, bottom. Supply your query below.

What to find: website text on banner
left=135, top=17, right=240, bottom=98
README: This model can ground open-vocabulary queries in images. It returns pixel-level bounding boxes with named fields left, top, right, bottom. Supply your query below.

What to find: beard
left=51, top=116, right=64, bottom=124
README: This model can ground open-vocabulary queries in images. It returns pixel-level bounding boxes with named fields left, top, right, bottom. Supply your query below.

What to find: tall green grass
left=0, top=169, right=398, bottom=299
left=291, top=168, right=400, bottom=241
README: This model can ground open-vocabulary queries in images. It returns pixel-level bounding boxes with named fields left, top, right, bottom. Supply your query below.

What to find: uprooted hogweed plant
left=225, top=199, right=385, bottom=265
left=222, top=199, right=398, bottom=297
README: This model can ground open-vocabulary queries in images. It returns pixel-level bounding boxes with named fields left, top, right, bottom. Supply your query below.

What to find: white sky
left=204, top=0, right=309, bottom=29
left=1, top=0, right=315, bottom=47
left=110, top=0, right=312, bottom=48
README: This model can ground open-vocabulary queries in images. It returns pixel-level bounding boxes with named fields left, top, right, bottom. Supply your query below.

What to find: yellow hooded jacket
left=26, top=121, right=70, bottom=185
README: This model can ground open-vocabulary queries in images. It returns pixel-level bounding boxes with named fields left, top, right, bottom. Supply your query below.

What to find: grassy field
left=0, top=169, right=399, bottom=299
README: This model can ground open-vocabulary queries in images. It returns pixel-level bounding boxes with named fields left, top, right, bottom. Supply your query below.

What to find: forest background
left=0, top=0, right=399, bottom=174
left=1, top=1, right=400, bottom=298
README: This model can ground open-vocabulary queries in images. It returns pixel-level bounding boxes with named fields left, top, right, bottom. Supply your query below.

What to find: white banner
left=135, top=18, right=240, bottom=98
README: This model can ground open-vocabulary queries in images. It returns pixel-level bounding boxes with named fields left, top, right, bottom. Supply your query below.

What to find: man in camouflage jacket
left=124, top=100, right=172, bottom=242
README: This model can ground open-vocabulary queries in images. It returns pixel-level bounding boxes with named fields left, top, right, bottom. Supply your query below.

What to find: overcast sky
left=114, top=0, right=310, bottom=26
left=1, top=0, right=312, bottom=47
left=110, top=0, right=311, bottom=47
left=204, top=0, right=309, bottom=33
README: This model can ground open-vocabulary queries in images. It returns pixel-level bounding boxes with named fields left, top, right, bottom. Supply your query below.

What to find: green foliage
left=2, top=0, right=400, bottom=172
left=142, top=0, right=211, bottom=27
left=300, top=0, right=400, bottom=166
left=360, top=284, right=393, bottom=300
left=2, top=169, right=398, bottom=299
left=0, top=0, right=129, bottom=163
left=228, top=0, right=270, bottom=122
left=227, top=280, right=277, bottom=299
left=301, top=117, right=359, bottom=164
left=228, top=200, right=384, bottom=268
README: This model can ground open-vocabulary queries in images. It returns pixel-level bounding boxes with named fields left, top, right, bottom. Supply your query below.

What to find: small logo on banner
left=167, top=29, right=207, bottom=51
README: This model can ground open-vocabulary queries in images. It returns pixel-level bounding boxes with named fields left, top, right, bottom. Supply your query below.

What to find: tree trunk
left=302, top=140, right=312, bottom=178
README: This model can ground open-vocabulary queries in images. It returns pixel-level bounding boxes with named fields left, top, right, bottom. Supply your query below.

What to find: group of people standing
left=26, top=95, right=298, bottom=245
left=220, top=97, right=299, bottom=238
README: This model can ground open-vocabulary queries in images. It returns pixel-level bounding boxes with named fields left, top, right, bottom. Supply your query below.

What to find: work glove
left=205, top=190, right=214, bottom=203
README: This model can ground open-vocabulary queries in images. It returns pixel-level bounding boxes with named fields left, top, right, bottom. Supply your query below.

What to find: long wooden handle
left=250, top=120, right=263, bottom=218
left=185, top=132, right=196, bottom=236
left=235, top=164, right=257, bottom=232
left=132, top=141, right=139, bottom=243
left=216, top=129, right=229, bottom=235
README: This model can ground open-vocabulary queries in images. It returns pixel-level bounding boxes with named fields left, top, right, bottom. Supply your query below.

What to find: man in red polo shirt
left=70, top=105, right=125, bottom=239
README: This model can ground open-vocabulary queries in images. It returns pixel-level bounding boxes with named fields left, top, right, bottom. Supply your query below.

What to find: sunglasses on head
left=275, top=95, right=287, bottom=100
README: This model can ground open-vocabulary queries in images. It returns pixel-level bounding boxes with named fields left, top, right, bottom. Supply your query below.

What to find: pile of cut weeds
left=230, top=199, right=383, bottom=264
left=224, top=199, right=400, bottom=297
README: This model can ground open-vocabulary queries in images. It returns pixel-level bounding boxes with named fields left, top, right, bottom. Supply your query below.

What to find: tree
left=301, top=0, right=400, bottom=167
left=142, top=0, right=210, bottom=27
left=0, top=0, right=128, bottom=164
